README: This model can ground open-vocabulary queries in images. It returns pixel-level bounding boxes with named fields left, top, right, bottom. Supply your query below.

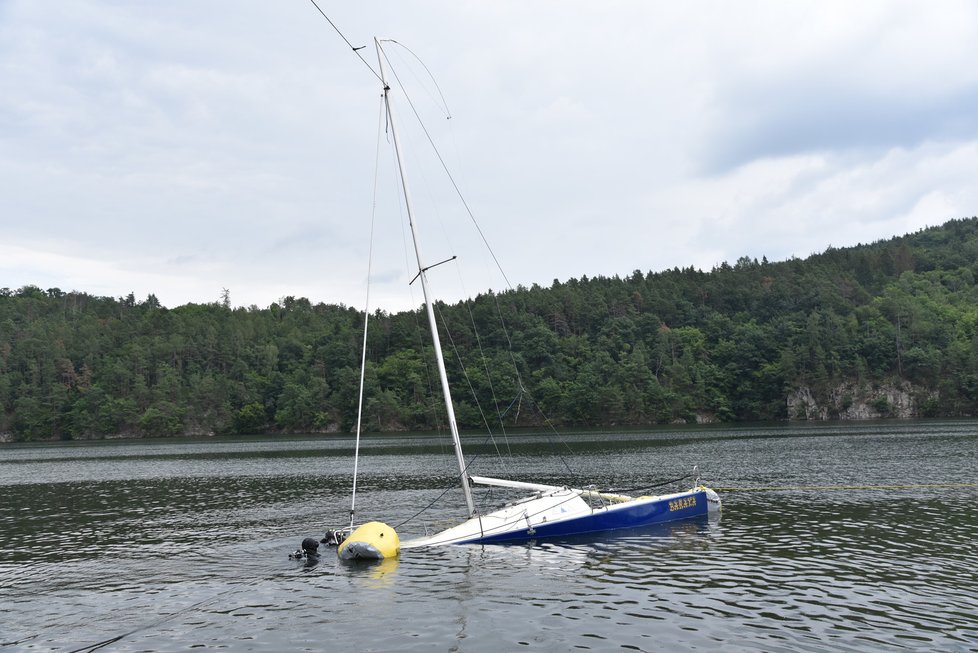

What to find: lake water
left=2, top=421, right=977, bottom=652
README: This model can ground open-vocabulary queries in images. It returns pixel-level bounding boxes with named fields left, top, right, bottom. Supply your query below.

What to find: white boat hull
left=402, top=484, right=720, bottom=548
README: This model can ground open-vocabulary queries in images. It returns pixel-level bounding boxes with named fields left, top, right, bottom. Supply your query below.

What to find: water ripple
left=2, top=424, right=978, bottom=652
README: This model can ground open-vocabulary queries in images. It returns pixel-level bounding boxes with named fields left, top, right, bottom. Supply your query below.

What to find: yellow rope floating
left=713, top=483, right=978, bottom=492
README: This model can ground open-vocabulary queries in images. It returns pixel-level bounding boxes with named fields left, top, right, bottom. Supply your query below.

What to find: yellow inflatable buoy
left=337, top=521, right=400, bottom=560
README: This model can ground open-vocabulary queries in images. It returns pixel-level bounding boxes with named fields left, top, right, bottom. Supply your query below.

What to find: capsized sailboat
left=337, top=38, right=720, bottom=560
left=402, top=476, right=720, bottom=548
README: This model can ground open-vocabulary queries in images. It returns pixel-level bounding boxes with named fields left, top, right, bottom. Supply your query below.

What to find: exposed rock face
left=787, top=381, right=929, bottom=420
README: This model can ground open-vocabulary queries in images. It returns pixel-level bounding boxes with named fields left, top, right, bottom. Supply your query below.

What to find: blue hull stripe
left=457, top=489, right=710, bottom=545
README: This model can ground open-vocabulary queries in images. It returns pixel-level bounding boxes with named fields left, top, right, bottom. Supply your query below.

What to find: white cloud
left=1, top=1, right=977, bottom=310
left=640, top=140, right=978, bottom=273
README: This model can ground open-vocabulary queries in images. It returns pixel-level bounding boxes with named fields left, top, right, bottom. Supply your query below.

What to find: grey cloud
left=706, top=82, right=978, bottom=173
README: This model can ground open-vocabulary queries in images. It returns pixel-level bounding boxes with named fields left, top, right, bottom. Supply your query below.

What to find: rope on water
left=392, top=482, right=459, bottom=530
left=66, top=564, right=291, bottom=653
left=612, top=473, right=694, bottom=495
left=67, top=591, right=231, bottom=653
left=713, top=482, right=978, bottom=492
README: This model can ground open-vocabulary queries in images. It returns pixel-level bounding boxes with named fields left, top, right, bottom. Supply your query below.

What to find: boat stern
left=700, top=486, right=722, bottom=513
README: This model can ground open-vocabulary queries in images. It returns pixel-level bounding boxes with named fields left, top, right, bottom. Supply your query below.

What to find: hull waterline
left=403, top=486, right=721, bottom=548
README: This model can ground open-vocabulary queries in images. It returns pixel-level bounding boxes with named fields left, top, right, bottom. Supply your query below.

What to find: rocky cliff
left=787, top=381, right=932, bottom=420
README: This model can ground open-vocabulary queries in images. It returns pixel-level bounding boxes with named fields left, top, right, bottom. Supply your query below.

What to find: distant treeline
left=3, top=217, right=978, bottom=441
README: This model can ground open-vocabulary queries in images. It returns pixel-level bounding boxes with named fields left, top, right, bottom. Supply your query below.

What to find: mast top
left=375, top=38, right=477, bottom=518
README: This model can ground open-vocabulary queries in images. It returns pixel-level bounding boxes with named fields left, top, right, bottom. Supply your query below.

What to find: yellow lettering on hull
left=668, top=495, right=697, bottom=512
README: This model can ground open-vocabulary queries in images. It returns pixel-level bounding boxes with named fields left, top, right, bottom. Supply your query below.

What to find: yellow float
left=337, top=521, right=400, bottom=560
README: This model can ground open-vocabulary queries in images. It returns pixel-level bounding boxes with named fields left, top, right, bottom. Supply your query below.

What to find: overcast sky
left=2, top=1, right=977, bottom=311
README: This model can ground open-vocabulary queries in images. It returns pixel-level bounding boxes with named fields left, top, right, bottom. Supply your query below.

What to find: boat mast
left=375, top=38, right=476, bottom=517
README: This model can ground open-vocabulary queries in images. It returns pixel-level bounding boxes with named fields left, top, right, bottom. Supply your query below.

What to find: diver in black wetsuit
left=289, top=537, right=321, bottom=561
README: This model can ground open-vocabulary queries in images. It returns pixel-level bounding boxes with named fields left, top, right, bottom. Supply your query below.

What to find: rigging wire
left=434, top=301, right=506, bottom=460
left=445, top=253, right=514, bottom=458
left=377, top=40, right=514, bottom=291
left=349, top=95, right=387, bottom=531
left=382, top=110, right=448, bottom=441
left=385, top=40, right=453, bottom=120
left=376, top=89, right=446, bottom=444
left=306, top=0, right=383, bottom=83
left=384, top=116, right=441, bottom=448
left=378, top=39, right=579, bottom=477
left=316, top=22, right=581, bottom=516
left=465, top=296, right=514, bottom=457
left=488, top=290, right=577, bottom=475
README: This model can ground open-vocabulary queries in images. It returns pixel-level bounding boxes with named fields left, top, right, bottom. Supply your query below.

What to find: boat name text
left=668, top=496, right=697, bottom=512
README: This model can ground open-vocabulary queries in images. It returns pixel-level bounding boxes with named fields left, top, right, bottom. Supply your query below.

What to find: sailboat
left=336, top=39, right=720, bottom=560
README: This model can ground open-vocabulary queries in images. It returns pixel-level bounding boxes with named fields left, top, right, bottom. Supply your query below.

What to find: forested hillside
left=3, top=217, right=978, bottom=441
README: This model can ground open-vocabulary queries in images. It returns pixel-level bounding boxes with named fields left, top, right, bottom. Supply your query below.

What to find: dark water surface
left=2, top=421, right=977, bottom=652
